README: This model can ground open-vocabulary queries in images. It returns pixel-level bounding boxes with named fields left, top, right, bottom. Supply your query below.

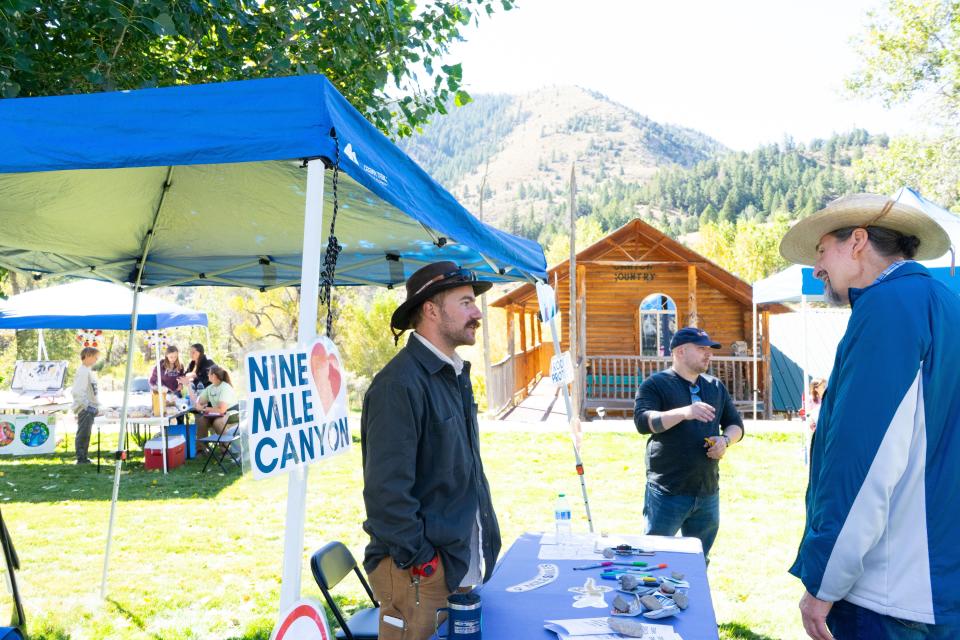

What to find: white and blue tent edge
left=0, top=280, right=208, bottom=330
left=751, top=186, right=960, bottom=417
left=0, top=280, right=208, bottom=468
left=0, top=75, right=548, bottom=611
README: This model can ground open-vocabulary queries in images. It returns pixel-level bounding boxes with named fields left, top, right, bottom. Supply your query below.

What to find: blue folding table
left=435, top=532, right=719, bottom=639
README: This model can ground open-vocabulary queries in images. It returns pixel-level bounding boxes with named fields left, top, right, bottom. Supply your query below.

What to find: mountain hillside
left=402, top=87, right=890, bottom=249
left=402, top=86, right=725, bottom=225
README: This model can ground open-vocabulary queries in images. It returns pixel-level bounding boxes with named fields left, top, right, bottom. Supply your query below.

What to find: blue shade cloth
left=433, top=532, right=719, bottom=640
left=0, top=280, right=207, bottom=330
left=0, top=75, right=547, bottom=288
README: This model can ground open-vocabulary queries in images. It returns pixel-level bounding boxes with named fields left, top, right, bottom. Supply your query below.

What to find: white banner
left=550, top=351, right=575, bottom=387
left=244, top=337, right=350, bottom=480
left=536, top=282, right=559, bottom=323
left=0, top=414, right=57, bottom=455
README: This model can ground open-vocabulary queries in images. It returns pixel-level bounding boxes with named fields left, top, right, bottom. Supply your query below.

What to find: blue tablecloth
left=441, top=532, right=719, bottom=639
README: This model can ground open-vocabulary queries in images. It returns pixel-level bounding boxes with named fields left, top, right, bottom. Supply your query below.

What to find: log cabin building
left=489, top=218, right=778, bottom=418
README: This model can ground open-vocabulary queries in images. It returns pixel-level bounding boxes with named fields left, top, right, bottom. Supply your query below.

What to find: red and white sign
left=270, top=599, right=330, bottom=640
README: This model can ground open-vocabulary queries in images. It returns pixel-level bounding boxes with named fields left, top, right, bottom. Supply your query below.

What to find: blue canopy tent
left=0, top=75, right=548, bottom=609
left=0, top=75, right=546, bottom=289
left=0, top=280, right=208, bottom=330
left=752, top=187, right=960, bottom=417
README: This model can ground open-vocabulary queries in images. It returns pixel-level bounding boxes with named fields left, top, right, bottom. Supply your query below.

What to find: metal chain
left=319, top=134, right=343, bottom=337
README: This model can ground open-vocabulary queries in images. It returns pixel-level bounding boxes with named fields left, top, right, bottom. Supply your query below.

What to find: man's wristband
left=722, top=434, right=731, bottom=447
left=411, top=553, right=439, bottom=578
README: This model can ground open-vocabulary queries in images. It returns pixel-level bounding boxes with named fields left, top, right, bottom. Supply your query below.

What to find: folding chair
left=199, top=405, right=242, bottom=473
left=310, top=542, right=379, bottom=640
left=0, top=508, right=26, bottom=639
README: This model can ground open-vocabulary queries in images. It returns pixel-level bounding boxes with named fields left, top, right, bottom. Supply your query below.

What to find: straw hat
left=779, top=193, right=951, bottom=265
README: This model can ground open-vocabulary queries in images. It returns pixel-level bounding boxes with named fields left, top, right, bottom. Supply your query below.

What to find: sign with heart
left=244, top=337, right=350, bottom=480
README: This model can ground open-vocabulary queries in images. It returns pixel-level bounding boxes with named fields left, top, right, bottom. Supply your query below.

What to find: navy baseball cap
left=670, top=327, right=721, bottom=350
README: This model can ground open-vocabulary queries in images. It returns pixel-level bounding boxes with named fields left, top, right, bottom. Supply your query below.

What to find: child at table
left=70, top=347, right=100, bottom=465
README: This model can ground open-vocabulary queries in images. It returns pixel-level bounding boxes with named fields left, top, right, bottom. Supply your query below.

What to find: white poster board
left=244, top=337, right=350, bottom=480
left=0, top=414, right=57, bottom=455
left=10, top=360, right=68, bottom=394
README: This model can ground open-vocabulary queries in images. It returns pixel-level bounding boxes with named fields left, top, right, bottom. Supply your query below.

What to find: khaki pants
left=368, top=556, right=452, bottom=640
left=195, top=414, right=227, bottom=440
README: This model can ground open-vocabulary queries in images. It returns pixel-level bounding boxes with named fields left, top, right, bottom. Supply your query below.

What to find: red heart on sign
left=310, top=340, right=342, bottom=416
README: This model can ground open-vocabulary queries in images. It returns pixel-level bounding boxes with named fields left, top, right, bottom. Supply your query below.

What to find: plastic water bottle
left=554, top=493, right=572, bottom=543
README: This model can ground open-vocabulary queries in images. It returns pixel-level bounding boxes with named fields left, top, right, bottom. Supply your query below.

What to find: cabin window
left=640, top=293, right=677, bottom=356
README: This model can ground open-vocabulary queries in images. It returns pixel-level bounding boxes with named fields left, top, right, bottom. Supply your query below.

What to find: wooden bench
left=584, top=373, right=641, bottom=416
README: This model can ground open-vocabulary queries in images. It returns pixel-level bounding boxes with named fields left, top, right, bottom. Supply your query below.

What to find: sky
left=449, top=0, right=932, bottom=151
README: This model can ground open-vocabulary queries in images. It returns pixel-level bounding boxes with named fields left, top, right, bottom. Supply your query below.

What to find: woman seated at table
left=178, top=343, right=216, bottom=391
left=195, top=366, right=238, bottom=445
left=150, top=345, right=186, bottom=423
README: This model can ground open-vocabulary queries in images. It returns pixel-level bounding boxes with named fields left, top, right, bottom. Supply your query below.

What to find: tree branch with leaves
left=0, top=0, right=514, bottom=136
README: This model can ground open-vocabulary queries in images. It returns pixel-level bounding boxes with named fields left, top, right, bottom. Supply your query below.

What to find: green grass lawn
left=1, top=428, right=811, bottom=639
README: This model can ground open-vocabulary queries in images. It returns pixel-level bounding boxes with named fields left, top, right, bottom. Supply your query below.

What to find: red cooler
left=144, top=435, right=186, bottom=470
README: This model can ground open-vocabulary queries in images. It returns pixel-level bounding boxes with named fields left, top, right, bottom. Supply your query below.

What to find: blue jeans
left=827, top=599, right=958, bottom=639
left=642, top=482, right=719, bottom=558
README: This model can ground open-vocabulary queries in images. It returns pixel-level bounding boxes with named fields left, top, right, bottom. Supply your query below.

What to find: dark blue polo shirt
left=634, top=369, right=743, bottom=496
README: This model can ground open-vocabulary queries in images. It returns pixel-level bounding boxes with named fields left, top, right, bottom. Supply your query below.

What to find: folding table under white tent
left=752, top=186, right=960, bottom=419
left=0, top=75, right=548, bottom=609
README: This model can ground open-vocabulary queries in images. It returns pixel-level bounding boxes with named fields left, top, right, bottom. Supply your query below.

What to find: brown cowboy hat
left=779, top=193, right=950, bottom=265
left=390, top=261, right=492, bottom=332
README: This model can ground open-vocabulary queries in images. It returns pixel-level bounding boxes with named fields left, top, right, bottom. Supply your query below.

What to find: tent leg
left=279, top=158, right=325, bottom=610
left=752, top=302, right=759, bottom=420
left=801, top=296, right=810, bottom=465
left=101, top=291, right=142, bottom=598
left=154, top=335, right=167, bottom=473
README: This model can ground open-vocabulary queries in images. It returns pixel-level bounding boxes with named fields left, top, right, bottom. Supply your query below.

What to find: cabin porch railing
left=583, top=355, right=757, bottom=411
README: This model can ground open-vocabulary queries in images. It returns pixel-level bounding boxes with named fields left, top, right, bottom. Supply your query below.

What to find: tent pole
left=280, top=158, right=325, bottom=610
left=801, top=295, right=810, bottom=465
left=100, top=293, right=142, bottom=598
left=37, top=328, right=47, bottom=360
left=154, top=334, right=167, bottom=473
left=568, top=163, right=579, bottom=420
left=101, top=165, right=173, bottom=599
left=752, top=302, right=759, bottom=420
left=477, top=166, right=495, bottom=415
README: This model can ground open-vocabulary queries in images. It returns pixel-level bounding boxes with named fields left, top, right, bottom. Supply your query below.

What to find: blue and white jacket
left=789, top=261, right=960, bottom=625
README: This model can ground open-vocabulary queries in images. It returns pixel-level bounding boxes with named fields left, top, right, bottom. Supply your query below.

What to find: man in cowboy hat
left=781, top=193, right=960, bottom=639
left=360, top=261, right=501, bottom=640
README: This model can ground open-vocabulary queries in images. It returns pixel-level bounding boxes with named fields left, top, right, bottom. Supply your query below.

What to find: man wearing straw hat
left=780, top=194, right=960, bottom=639
left=361, top=261, right=502, bottom=640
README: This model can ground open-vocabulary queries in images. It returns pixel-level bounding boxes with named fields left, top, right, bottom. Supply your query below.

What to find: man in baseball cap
left=361, top=261, right=500, bottom=640
left=633, top=326, right=744, bottom=561
left=781, top=194, right=960, bottom=639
